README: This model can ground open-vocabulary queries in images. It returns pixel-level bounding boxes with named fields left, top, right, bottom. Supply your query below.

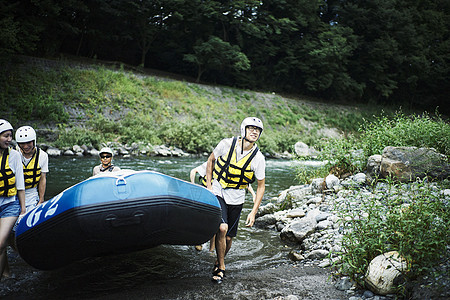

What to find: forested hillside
left=2, top=56, right=389, bottom=155
left=1, top=0, right=448, bottom=113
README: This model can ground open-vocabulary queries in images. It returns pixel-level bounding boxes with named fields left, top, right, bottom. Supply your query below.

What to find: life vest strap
left=24, top=148, right=41, bottom=189
left=0, top=148, right=17, bottom=196
left=213, top=137, right=258, bottom=189
left=213, top=137, right=238, bottom=184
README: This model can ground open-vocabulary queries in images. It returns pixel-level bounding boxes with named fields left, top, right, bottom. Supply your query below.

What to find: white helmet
left=15, top=126, right=36, bottom=144
left=240, top=117, right=263, bottom=140
left=99, top=147, right=114, bottom=157
left=0, top=119, right=13, bottom=134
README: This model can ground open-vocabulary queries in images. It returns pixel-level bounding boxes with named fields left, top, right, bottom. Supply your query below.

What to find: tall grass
left=360, top=111, right=450, bottom=157
left=295, top=111, right=450, bottom=183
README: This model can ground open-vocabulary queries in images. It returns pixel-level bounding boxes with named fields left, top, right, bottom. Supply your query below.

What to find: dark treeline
left=1, top=0, right=449, bottom=112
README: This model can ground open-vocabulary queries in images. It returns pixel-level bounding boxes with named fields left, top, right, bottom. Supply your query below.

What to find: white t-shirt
left=212, top=137, right=265, bottom=205
left=21, top=148, right=49, bottom=208
left=195, top=162, right=208, bottom=177
left=92, top=164, right=121, bottom=176
left=0, top=148, right=25, bottom=205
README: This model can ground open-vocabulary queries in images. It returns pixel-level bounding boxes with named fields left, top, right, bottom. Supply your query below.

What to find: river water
left=2, top=156, right=345, bottom=299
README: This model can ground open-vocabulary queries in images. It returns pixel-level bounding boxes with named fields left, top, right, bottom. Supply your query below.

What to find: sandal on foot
left=212, top=263, right=219, bottom=274
left=211, top=268, right=225, bottom=284
left=212, top=264, right=226, bottom=277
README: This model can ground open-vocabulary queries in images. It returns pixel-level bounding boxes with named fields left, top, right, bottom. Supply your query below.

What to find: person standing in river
left=5, top=126, right=49, bottom=275
left=0, top=120, right=25, bottom=280
left=205, top=117, right=265, bottom=284
left=92, top=147, right=121, bottom=176
left=15, top=126, right=49, bottom=212
left=190, top=161, right=257, bottom=252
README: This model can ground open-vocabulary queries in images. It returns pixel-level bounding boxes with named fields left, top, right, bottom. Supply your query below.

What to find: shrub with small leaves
left=332, top=179, right=449, bottom=296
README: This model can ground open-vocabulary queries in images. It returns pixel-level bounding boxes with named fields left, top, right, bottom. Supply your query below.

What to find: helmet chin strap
left=18, top=141, right=35, bottom=153
left=241, top=129, right=248, bottom=154
left=242, top=128, right=255, bottom=154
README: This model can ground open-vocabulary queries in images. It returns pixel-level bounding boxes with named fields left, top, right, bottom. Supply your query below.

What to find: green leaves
left=184, top=36, right=250, bottom=82
left=359, top=112, right=450, bottom=157
left=333, top=180, right=449, bottom=293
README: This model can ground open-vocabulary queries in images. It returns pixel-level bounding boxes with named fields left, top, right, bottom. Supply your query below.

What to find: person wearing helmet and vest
left=205, top=117, right=265, bottom=284
left=0, top=119, right=25, bottom=279
left=15, top=126, right=49, bottom=212
left=190, top=161, right=256, bottom=252
left=92, top=147, right=121, bottom=176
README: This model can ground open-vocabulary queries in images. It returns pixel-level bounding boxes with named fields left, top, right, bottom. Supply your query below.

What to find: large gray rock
left=325, top=174, right=339, bottom=189
left=306, top=249, right=329, bottom=260
left=380, top=146, right=450, bottom=182
left=280, top=209, right=320, bottom=243
left=280, top=217, right=316, bottom=243
left=63, top=149, right=74, bottom=156
left=275, top=185, right=311, bottom=208
left=254, top=214, right=277, bottom=229
left=256, top=202, right=278, bottom=218
left=286, top=208, right=306, bottom=218
left=72, top=144, right=84, bottom=154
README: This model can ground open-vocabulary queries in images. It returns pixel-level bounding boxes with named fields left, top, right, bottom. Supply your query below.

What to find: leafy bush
left=296, top=111, right=449, bottom=183
left=359, top=112, right=450, bottom=157
left=294, top=161, right=329, bottom=184
left=158, top=120, right=225, bottom=153
left=54, top=126, right=102, bottom=149
left=333, top=180, right=449, bottom=295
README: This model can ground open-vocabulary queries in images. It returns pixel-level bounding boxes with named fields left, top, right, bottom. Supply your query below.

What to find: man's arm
left=38, top=172, right=47, bottom=205
left=190, top=168, right=198, bottom=183
left=205, top=153, right=215, bottom=190
left=247, top=185, right=256, bottom=203
left=245, top=178, right=265, bottom=227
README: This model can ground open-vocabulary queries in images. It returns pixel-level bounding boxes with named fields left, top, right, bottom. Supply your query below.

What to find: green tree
left=183, top=36, right=250, bottom=82
left=298, top=25, right=364, bottom=100
left=337, top=0, right=450, bottom=109
left=0, top=0, right=42, bottom=56
left=124, top=0, right=174, bottom=67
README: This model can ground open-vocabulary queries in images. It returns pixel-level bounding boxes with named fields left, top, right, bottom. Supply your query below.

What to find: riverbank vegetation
left=2, top=56, right=400, bottom=155
left=295, top=112, right=449, bottom=297
left=334, top=179, right=449, bottom=297
left=295, top=112, right=450, bottom=183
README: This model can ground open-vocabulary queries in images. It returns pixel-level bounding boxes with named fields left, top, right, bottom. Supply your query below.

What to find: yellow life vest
left=23, top=148, right=41, bottom=189
left=213, top=137, right=259, bottom=189
left=0, top=148, right=17, bottom=197
left=198, top=175, right=208, bottom=187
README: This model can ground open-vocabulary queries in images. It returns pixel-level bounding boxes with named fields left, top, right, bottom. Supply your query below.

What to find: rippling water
left=2, top=156, right=323, bottom=299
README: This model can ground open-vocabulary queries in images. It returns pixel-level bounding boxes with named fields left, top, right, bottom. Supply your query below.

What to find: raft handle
left=105, top=211, right=145, bottom=227
left=115, top=177, right=127, bottom=186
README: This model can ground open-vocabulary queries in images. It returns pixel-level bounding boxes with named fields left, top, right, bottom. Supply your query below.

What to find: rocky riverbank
left=35, top=141, right=296, bottom=159
left=255, top=172, right=449, bottom=299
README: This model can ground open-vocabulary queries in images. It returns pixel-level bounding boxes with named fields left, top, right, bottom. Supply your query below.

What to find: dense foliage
left=2, top=60, right=387, bottom=153
left=295, top=112, right=450, bottom=183
left=293, top=112, right=450, bottom=296
left=1, top=0, right=448, bottom=112
left=333, top=180, right=449, bottom=296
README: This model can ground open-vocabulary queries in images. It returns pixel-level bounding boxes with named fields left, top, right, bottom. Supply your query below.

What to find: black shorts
left=217, top=196, right=243, bottom=237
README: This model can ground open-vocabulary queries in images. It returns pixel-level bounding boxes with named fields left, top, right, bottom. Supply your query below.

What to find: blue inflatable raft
left=16, top=170, right=221, bottom=270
